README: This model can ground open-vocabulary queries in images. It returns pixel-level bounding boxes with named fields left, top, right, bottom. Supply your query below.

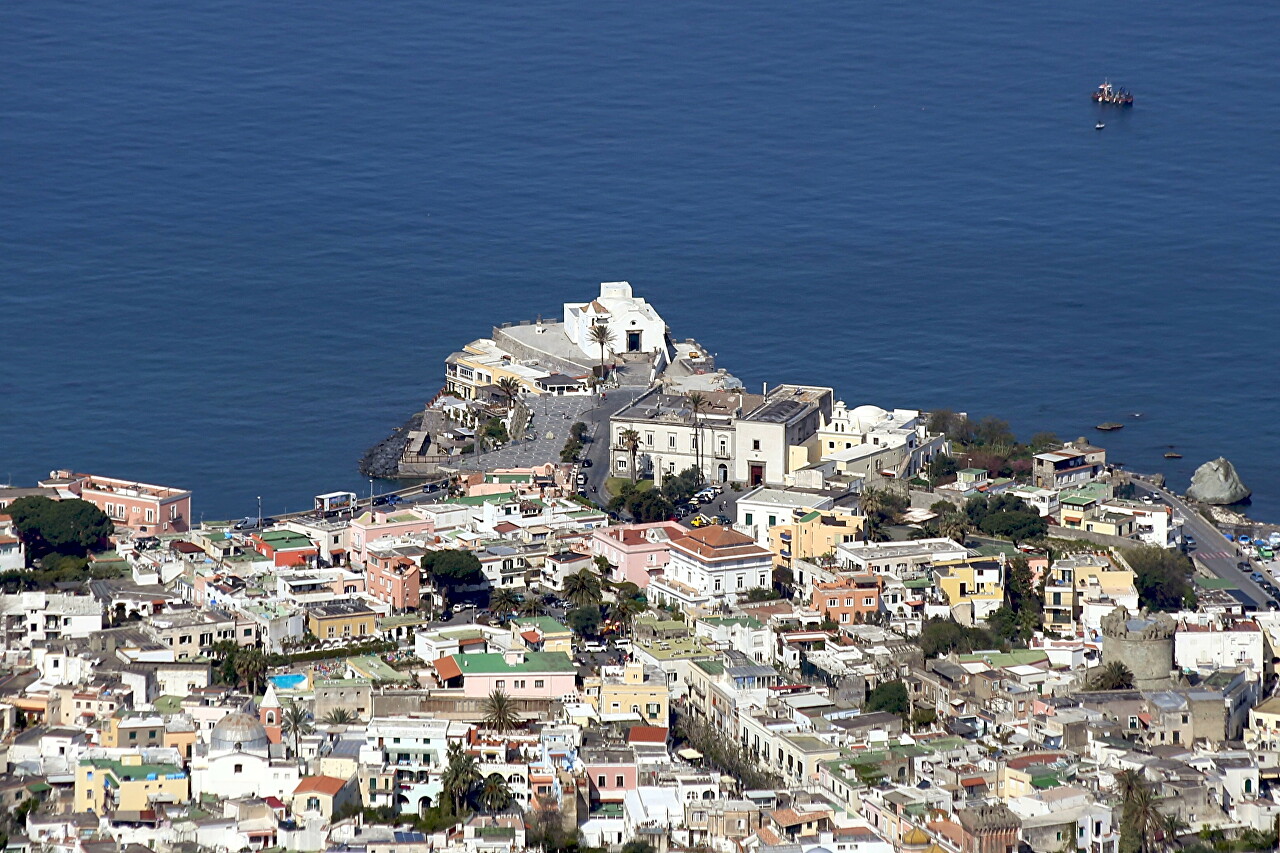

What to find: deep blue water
left=3, top=1, right=1279, bottom=521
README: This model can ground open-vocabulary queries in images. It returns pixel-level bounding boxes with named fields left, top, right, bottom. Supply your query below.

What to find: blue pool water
left=268, top=673, right=308, bottom=691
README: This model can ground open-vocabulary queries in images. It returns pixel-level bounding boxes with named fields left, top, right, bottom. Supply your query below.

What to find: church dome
left=901, top=827, right=931, bottom=849
left=850, top=405, right=887, bottom=429
left=210, top=712, right=270, bottom=754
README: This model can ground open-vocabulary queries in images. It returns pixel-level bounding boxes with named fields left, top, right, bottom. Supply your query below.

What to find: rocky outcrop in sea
left=1186, top=456, right=1252, bottom=505
left=359, top=412, right=422, bottom=478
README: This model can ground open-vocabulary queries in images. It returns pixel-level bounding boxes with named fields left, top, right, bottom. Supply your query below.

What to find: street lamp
left=257, top=496, right=262, bottom=528
left=369, top=477, right=374, bottom=507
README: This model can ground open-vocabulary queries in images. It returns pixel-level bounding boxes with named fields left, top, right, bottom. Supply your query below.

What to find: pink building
left=583, top=754, right=639, bottom=803
left=588, top=521, right=686, bottom=588
left=459, top=464, right=570, bottom=498
left=348, top=506, right=436, bottom=568
left=433, top=649, right=577, bottom=699
left=43, top=471, right=191, bottom=535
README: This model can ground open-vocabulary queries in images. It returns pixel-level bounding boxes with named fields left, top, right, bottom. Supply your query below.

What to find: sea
left=3, top=1, right=1279, bottom=522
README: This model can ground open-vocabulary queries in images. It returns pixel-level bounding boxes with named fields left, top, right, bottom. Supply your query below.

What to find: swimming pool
left=268, top=673, right=307, bottom=690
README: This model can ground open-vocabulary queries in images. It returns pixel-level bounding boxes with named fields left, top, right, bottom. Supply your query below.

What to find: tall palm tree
left=939, top=512, right=971, bottom=545
left=479, top=773, right=512, bottom=813
left=620, top=429, right=641, bottom=483
left=587, top=323, right=616, bottom=384
left=859, top=487, right=887, bottom=518
left=482, top=688, right=520, bottom=733
left=608, top=595, right=647, bottom=637
left=233, top=649, right=267, bottom=696
left=495, top=376, right=522, bottom=409
left=489, top=587, right=520, bottom=618
left=1091, top=661, right=1135, bottom=691
left=281, top=701, right=314, bottom=760
left=518, top=595, right=546, bottom=617
left=441, top=741, right=482, bottom=817
left=563, top=568, right=603, bottom=609
left=686, top=392, right=708, bottom=483
left=1157, top=812, right=1187, bottom=852
left=321, top=707, right=356, bottom=726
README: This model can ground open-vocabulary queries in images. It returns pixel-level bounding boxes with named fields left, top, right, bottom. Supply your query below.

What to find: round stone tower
left=1100, top=605, right=1176, bottom=690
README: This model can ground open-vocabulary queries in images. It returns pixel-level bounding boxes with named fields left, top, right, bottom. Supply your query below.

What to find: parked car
left=580, top=458, right=593, bottom=468
left=583, top=640, right=606, bottom=653
left=385, top=494, right=402, bottom=505
left=372, top=495, right=390, bottom=506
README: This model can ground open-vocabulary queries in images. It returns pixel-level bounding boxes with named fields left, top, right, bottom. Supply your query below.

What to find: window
left=534, top=679, right=544, bottom=688
left=597, top=775, right=606, bottom=787
left=234, top=764, right=243, bottom=774
left=752, top=440, right=761, bottom=451
left=669, top=434, right=676, bottom=449
left=646, top=703, right=660, bottom=718
left=145, top=508, right=155, bottom=522
left=615, top=775, right=624, bottom=787
left=496, top=680, right=506, bottom=688
left=863, top=597, right=875, bottom=606
left=129, top=731, right=137, bottom=741
left=768, top=515, right=776, bottom=527
left=617, top=459, right=627, bottom=471
left=645, top=433, right=654, bottom=447
left=828, top=598, right=838, bottom=607
left=745, top=513, right=753, bottom=525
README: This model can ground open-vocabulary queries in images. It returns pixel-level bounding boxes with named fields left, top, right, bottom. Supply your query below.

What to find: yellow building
left=582, top=662, right=670, bottom=724
left=1042, top=555, right=1136, bottom=630
left=307, top=601, right=378, bottom=642
left=511, top=616, right=574, bottom=656
left=767, top=508, right=864, bottom=570
left=933, top=557, right=1005, bottom=626
left=445, top=338, right=552, bottom=400
left=75, top=755, right=189, bottom=813
left=102, top=714, right=167, bottom=749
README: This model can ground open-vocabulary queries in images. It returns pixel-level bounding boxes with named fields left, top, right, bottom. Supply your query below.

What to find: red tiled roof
left=293, top=775, right=348, bottom=797
left=627, top=726, right=668, bottom=744
left=435, top=656, right=462, bottom=681
left=458, top=637, right=486, bottom=647
left=521, top=630, right=541, bottom=644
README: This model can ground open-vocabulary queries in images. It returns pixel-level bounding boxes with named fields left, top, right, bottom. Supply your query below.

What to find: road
left=1129, top=477, right=1271, bottom=609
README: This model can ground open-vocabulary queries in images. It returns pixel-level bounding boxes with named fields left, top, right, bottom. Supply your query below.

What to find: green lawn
left=606, top=477, right=653, bottom=495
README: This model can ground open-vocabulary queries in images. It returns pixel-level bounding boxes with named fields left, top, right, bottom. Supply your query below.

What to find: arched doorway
left=717, top=464, right=728, bottom=482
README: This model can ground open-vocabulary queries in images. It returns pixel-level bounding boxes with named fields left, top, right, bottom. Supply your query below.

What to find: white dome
left=850, top=405, right=888, bottom=428
left=210, top=712, right=269, bottom=754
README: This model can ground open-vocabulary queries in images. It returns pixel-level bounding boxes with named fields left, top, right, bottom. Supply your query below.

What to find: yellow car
left=689, top=515, right=710, bottom=528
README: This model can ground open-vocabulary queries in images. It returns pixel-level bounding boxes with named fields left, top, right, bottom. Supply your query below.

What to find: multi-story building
left=812, top=575, right=882, bottom=627
left=307, top=600, right=378, bottom=642
left=933, top=557, right=1006, bottom=626
left=647, top=526, right=773, bottom=615
left=433, top=648, right=577, bottom=698
left=43, top=470, right=192, bottom=535
left=74, top=754, right=189, bottom=814
left=588, top=521, right=686, bottom=588
left=836, top=538, right=969, bottom=577
left=768, top=506, right=864, bottom=578
left=1032, top=441, right=1107, bottom=489
left=564, top=282, right=671, bottom=367
left=102, top=713, right=168, bottom=749
left=0, top=591, right=102, bottom=645
left=250, top=529, right=319, bottom=567
left=816, top=403, right=948, bottom=481
left=609, top=389, right=762, bottom=486
left=0, top=513, right=24, bottom=571
left=145, top=607, right=238, bottom=660
left=364, top=540, right=425, bottom=611
left=1041, top=555, right=1137, bottom=634
left=734, top=385, right=834, bottom=487
left=582, top=663, right=669, bottom=725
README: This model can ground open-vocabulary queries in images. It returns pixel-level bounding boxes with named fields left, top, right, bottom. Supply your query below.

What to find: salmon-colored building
left=365, top=541, right=425, bottom=611
left=43, top=470, right=192, bottom=535
left=588, top=521, right=686, bottom=587
left=812, top=574, right=882, bottom=626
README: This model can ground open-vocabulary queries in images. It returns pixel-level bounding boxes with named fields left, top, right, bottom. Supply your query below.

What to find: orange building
left=43, top=471, right=191, bottom=535
left=251, top=530, right=319, bottom=567
left=364, top=543, right=424, bottom=611
left=811, top=574, right=882, bottom=626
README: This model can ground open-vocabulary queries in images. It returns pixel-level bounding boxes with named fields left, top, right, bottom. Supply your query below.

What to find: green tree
left=744, top=587, right=780, bottom=602
left=488, top=587, right=520, bottom=617
left=865, top=680, right=909, bottom=718
left=233, top=648, right=268, bottom=696
left=910, top=707, right=937, bottom=730
left=1090, top=661, right=1135, bottom=691
left=440, top=741, right=481, bottom=817
left=495, top=377, right=522, bottom=409
left=566, top=605, right=601, bottom=637
left=939, top=512, right=971, bottom=545
left=1030, top=432, right=1061, bottom=452
left=482, top=688, right=520, bottom=733
left=588, top=323, right=616, bottom=382
left=4, top=496, right=114, bottom=561
left=421, top=550, right=484, bottom=588
left=478, top=773, right=512, bottom=813
left=661, top=467, right=705, bottom=505
left=620, top=429, right=642, bottom=483
left=607, top=595, right=647, bottom=635
left=570, top=421, right=589, bottom=441
left=622, top=842, right=656, bottom=853
left=322, top=708, right=356, bottom=725
left=518, top=595, right=546, bottom=617
left=1117, top=769, right=1165, bottom=853
left=918, top=618, right=1003, bottom=658
left=1124, top=546, right=1196, bottom=612
left=281, top=701, right=314, bottom=759
left=563, top=568, right=603, bottom=609
left=926, top=454, right=958, bottom=485
left=686, top=392, right=708, bottom=482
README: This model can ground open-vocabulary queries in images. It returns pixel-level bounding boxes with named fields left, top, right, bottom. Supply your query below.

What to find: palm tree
left=620, top=429, right=641, bottom=483
left=1157, top=812, right=1188, bottom=851
left=321, top=707, right=356, bottom=726
left=563, top=568, right=603, bottom=609
left=495, top=376, right=522, bottom=409
left=1125, top=784, right=1163, bottom=853
left=587, top=323, right=616, bottom=384
left=939, top=512, right=971, bottom=545
left=608, top=595, right=647, bottom=637
left=233, top=649, right=267, bottom=696
left=441, top=741, right=482, bottom=816
left=859, top=487, right=887, bottom=517
left=281, top=701, right=314, bottom=760
left=489, top=587, right=520, bottom=618
left=518, top=595, right=545, bottom=617
left=482, top=688, right=520, bottom=733
left=686, top=392, right=708, bottom=482
left=1091, top=661, right=1135, bottom=691
left=479, top=773, right=512, bottom=813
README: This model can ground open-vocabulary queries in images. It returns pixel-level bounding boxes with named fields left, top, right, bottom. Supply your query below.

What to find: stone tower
left=1100, top=605, right=1176, bottom=690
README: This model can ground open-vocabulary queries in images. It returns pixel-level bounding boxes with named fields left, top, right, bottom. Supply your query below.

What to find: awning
left=434, top=656, right=462, bottom=681
left=677, top=748, right=703, bottom=760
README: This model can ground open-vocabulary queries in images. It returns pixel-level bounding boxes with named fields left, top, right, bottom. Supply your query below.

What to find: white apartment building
left=609, top=389, right=762, bottom=485
left=0, top=591, right=102, bottom=645
left=359, top=716, right=471, bottom=815
left=647, top=526, right=773, bottom=615
left=836, top=538, right=970, bottom=577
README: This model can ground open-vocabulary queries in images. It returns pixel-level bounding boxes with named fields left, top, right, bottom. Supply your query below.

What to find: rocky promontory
left=359, top=412, right=422, bottom=478
left=1186, top=456, right=1252, bottom=505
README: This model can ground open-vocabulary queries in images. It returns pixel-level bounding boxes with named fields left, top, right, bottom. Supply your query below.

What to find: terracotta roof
left=494, top=522, right=519, bottom=534
left=434, top=656, right=462, bottom=681
left=671, top=526, right=769, bottom=561
left=960, top=776, right=985, bottom=787
left=264, top=796, right=285, bottom=809
left=769, top=807, right=830, bottom=828
left=293, top=775, right=348, bottom=797
left=520, top=630, right=541, bottom=644
left=457, top=637, right=486, bottom=647
left=627, top=726, right=668, bottom=744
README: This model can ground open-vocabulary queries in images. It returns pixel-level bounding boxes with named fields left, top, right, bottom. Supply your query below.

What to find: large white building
left=564, top=282, right=670, bottom=365
left=609, top=389, right=763, bottom=485
left=647, top=526, right=773, bottom=615
left=816, top=403, right=948, bottom=481
left=0, top=591, right=102, bottom=645
left=358, top=716, right=471, bottom=815
left=190, top=712, right=300, bottom=801
left=734, top=385, right=833, bottom=487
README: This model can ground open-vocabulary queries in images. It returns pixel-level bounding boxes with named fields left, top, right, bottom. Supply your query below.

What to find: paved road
left=1129, top=477, right=1272, bottom=609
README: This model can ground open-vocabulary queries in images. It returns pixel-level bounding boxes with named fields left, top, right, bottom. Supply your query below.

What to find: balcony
left=714, top=449, right=731, bottom=459
left=780, top=548, right=792, bottom=559
left=779, top=531, right=792, bottom=543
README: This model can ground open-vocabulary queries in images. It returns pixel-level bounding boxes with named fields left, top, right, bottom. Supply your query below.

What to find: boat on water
left=1164, top=452, right=1183, bottom=459
left=1095, top=422, right=1125, bottom=431
left=1095, top=121, right=1106, bottom=130
left=1092, top=81, right=1134, bottom=107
